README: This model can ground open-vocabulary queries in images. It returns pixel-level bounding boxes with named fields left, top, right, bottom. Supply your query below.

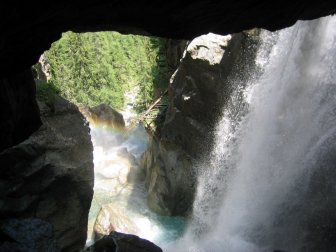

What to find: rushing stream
left=167, top=15, right=336, bottom=252
left=86, top=108, right=186, bottom=248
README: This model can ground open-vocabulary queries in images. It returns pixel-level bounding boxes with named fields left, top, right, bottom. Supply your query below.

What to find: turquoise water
left=86, top=123, right=187, bottom=247
left=153, top=215, right=188, bottom=247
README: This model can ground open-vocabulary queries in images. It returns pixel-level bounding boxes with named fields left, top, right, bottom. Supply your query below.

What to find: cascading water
left=86, top=101, right=186, bottom=248
left=168, top=15, right=336, bottom=252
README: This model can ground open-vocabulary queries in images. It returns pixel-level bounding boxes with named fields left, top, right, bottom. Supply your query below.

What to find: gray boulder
left=80, top=104, right=125, bottom=131
left=0, top=95, right=94, bottom=251
left=88, top=231, right=162, bottom=252
left=93, top=204, right=140, bottom=241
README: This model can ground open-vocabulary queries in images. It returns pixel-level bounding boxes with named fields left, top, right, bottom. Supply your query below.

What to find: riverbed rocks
left=80, top=104, right=126, bottom=131
left=0, top=95, right=94, bottom=251
left=93, top=204, right=140, bottom=241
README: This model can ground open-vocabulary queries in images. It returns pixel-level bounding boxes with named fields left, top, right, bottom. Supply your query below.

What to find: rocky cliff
left=142, top=31, right=262, bottom=216
left=80, top=104, right=126, bottom=131
left=0, top=95, right=94, bottom=251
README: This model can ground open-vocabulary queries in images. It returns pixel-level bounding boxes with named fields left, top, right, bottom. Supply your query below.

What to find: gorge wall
left=142, top=31, right=262, bottom=216
left=0, top=95, right=94, bottom=251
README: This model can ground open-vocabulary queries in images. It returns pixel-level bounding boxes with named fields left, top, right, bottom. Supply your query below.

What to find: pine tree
left=45, top=31, right=170, bottom=111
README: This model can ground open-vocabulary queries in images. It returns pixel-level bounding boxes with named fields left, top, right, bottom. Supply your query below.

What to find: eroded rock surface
left=80, top=104, right=126, bottom=131
left=93, top=204, right=140, bottom=241
left=142, top=31, right=262, bottom=216
left=141, top=138, right=193, bottom=216
left=0, top=95, right=94, bottom=251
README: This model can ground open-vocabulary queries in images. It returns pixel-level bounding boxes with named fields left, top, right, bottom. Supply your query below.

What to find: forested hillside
left=44, top=31, right=170, bottom=111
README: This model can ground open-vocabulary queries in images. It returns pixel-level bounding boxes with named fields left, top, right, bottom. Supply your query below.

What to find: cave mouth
left=33, top=30, right=188, bottom=248
left=2, top=2, right=336, bottom=251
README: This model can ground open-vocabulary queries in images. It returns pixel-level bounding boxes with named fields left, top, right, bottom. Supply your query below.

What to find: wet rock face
left=0, top=95, right=94, bottom=251
left=161, top=33, right=235, bottom=156
left=142, top=138, right=194, bottom=216
left=142, top=31, right=262, bottom=216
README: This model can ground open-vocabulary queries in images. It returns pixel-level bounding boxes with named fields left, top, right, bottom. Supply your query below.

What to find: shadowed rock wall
left=0, top=96, right=94, bottom=251
left=142, top=31, right=262, bottom=216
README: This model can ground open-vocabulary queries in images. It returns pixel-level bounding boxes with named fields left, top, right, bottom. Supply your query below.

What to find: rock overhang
left=1, top=1, right=336, bottom=77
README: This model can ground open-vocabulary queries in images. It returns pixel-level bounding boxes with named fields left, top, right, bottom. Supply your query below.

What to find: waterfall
left=168, top=15, right=336, bottom=252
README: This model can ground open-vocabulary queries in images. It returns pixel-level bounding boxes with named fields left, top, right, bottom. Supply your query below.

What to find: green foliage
left=133, top=37, right=171, bottom=112
left=46, top=31, right=170, bottom=111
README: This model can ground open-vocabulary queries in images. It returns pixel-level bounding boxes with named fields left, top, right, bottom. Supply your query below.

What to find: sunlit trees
left=46, top=31, right=169, bottom=111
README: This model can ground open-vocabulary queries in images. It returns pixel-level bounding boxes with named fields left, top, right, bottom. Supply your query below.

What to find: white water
left=87, top=121, right=186, bottom=247
left=168, top=15, right=336, bottom=252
